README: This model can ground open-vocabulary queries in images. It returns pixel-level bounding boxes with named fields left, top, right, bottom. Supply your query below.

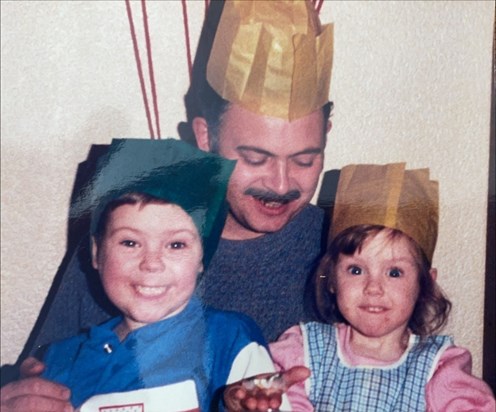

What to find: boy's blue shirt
left=42, top=295, right=267, bottom=411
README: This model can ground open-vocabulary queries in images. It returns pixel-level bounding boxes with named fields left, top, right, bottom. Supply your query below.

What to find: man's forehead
left=236, top=145, right=324, bottom=157
left=220, top=103, right=325, bottom=129
left=217, top=103, right=326, bottom=150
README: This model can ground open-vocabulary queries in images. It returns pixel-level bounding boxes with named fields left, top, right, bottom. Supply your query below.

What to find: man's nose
left=263, top=160, right=291, bottom=195
left=139, top=249, right=165, bottom=273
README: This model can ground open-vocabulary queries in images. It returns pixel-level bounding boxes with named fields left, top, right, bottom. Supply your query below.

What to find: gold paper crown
left=330, top=163, right=439, bottom=263
left=207, top=0, right=333, bottom=120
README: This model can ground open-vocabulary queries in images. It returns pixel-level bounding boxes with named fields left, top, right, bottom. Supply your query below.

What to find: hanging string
left=313, top=0, right=324, bottom=14
left=204, top=0, right=210, bottom=19
left=125, top=0, right=155, bottom=139
left=182, top=0, right=210, bottom=82
left=181, top=0, right=193, bottom=82
left=141, top=0, right=161, bottom=139
left=130, top=0, right=322, bottom=138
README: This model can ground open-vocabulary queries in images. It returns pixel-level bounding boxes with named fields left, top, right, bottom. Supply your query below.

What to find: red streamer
left=125, top=0, right=155, bottom=139
left=204, top=0, right=210, bottom=20
left=181, top=0, right=193, bottom=82
left=141, top=0, right=161, bottom=139
left=313, top=0, right=324, bottom=14
left=130, top=0, right=322, bottom=139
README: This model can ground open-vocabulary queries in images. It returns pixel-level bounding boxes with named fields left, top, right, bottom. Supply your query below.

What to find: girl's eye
left=169, top=242, right=186, bottom=249
left=120, top=240, right=137, bottom=247
left=348, top=266, right=362, bottom=275
left=389, top=268, right=402, bottom=278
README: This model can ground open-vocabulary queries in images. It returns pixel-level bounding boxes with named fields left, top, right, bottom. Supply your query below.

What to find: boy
left=41, top=138, right=288, bottom=412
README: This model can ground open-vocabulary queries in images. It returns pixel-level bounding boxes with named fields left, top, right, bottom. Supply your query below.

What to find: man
left=1, top=1, right=333, bottom=410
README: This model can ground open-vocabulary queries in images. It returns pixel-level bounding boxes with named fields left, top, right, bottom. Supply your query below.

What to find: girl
left=241, top=163, right=495, bottom=411
left=271, top=163, right=495, bottom=412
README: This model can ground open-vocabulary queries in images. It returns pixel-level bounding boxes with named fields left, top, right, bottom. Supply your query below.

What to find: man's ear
left=192, top=117, right=211, bottom=151
left=429, top=267, right=438, bottom=282
left=91, top=236, right=99, bottom=270
left=326, top=120, right=332, bottom=134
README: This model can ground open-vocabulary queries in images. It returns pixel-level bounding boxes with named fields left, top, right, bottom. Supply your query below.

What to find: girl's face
left=334, top=230, right=420, bottom=346
left=92, top=203, right=203, bottom=334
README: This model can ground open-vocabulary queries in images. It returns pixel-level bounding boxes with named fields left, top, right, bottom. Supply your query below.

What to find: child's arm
left=426, top=346, right=495, bottom=411
left=269, top=325, right=314, bottom=412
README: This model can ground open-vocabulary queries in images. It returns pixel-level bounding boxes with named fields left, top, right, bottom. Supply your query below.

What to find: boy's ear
left=429, top=267, right=438, bottom=282
left=91, top=236, right=99, bottom=270
left=192, top=117, right=211, bottom=151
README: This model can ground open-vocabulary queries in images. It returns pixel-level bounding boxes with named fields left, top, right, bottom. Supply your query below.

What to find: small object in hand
left=242, top=372, right=284, bottom=391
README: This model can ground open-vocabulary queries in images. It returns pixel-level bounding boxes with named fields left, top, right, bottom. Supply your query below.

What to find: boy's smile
left=92, top=202, right=203, bottom=337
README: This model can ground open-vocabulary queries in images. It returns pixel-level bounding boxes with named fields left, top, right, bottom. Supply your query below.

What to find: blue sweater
left=42, top=297, right=269, bottom=411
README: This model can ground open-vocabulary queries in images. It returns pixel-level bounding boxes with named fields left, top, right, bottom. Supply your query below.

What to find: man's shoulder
left=293, top=204, right=324, bottom=225
left=276, top=204, right=324, bottom=245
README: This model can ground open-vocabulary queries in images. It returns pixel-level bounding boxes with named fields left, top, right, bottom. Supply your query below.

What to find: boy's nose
left=140, top=251, right=165, bottom=272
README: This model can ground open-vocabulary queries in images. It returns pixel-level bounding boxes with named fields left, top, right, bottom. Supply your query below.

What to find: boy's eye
left=388, top=268, right=402, bottom=278
left=348, top=266, right=362, bottom=275
left=120, top=240, right=137, bottom=248
left=169, top=241, right=186, bottom=249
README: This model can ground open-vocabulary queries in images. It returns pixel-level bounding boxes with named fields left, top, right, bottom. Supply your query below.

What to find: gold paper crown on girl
left=207, top=0, right=334, bottom=121
left=330, top=163, right=439, bottom=263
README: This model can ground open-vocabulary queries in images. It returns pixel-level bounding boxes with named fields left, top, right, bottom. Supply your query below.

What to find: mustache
left=245, top=188, right=301, bottom=203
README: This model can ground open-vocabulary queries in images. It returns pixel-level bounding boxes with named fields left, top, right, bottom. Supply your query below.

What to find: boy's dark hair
left=315, top=224, right=451, bottom=337
left=92, top=192, right=170, bottom=247
left=197, top=81, right=334, bottom=153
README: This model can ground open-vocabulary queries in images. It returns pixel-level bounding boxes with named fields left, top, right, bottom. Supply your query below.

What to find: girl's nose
left=364, top=277, right=384, bottom=296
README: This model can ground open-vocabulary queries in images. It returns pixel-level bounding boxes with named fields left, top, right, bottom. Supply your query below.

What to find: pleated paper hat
left=207, top=0, right=333, bottom=121
left=72, top=138, right=236, bottom=268
left=330, top=163, right=439, bottom=263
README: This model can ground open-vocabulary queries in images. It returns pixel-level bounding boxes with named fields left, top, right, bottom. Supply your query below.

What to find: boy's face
left=334, top=231, right=421, bottom=347
left=92, top=202, right=203, bottom=332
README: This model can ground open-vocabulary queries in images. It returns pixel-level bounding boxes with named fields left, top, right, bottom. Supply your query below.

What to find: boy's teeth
left=136, top=286, right=166, bottom=296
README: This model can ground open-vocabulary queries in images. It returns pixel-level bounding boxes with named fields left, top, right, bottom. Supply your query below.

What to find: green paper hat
left=72, top=138, right=236, bottom=268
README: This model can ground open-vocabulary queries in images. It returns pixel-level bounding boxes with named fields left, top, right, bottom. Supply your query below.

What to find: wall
left=1, top=1, right=494, bottom=377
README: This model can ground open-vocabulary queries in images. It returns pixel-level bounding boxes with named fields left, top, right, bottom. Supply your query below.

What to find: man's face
left=207, top=104, right=325, bottom=240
